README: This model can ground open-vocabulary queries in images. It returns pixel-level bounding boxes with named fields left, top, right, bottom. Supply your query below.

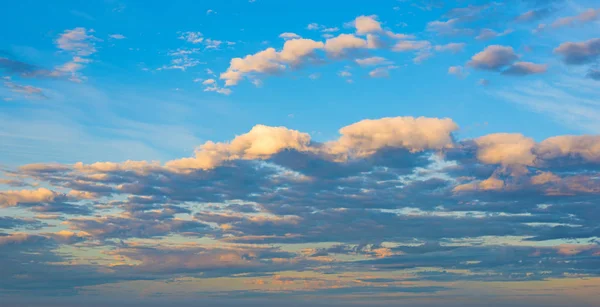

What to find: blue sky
left=1, top=0, right=600, bottom=306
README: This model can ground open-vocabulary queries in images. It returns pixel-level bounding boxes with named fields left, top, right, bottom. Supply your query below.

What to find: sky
left=1, top=0, right=600, bottom=306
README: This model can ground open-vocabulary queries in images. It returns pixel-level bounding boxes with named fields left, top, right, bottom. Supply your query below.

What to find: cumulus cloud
left=324, top=34, right=368, bottom=56
left=278, top=38, right=324, bottom=64
left=0, top=188, right=65, bottom=207
left=537, top=135, right=600, bottom=162
left=353, top=15, right=383, bottom=35
left=474, top=133, right=537, bottom=166
left=220, top=48, right=282, bottom=86
left=220, top=38, right=324, bottom=86
left=216, top=15, right=437, bottom=89
left=554, top=38, right=600, bottom=65
left=166, top=125, right=312, bottom=170
left=468, top=45, right=546, bottom=76
left=325, top=116, right=458, bottom=158
left=467, top=45, right=519, bottom=70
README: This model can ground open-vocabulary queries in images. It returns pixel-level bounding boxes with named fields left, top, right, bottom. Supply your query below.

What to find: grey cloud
left=554, top=38, right=600, bottom=65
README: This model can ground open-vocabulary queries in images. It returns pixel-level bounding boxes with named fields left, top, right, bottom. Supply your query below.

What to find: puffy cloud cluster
left=167, top=124, right=312, bottom=170
left=166, top=116, right=458, bottom=170
left=468, top=45, right=547, bottom=76
left=554, top=38, right=600, bottom=65
left=554, top=38, right=600, bottom=80
left=0, top=188, right=66, bottom=207
left=325, top=117, right=458, bottom=158
left=219, top=15, right=430, bottom=89
left=220, top=41, right=319, bottom=86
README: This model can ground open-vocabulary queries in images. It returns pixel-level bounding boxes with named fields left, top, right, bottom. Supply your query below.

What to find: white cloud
left=353, top=15, right=383, bottom=35
left=220, top=38, right=323, bottom=86
left=278, top=39, right=324, bottom=64
left=109, top=34, right=126, bottom=40
left=355, top=56, right=388, bottom=66
left=56, top=27, right=98, bottom=56
left=324, top=34, right=368, bottom=56
left=179, top=32, right=204, bottom=44
left=279, top=32, right=301, bottom=40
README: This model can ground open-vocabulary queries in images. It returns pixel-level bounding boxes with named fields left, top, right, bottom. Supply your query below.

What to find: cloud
left=537, top=135, right=600, bottom=163
left=324, top=116, right=458, bottom=158
left=279, top=32, right=300, bottom=40
left=588, top=68, right=600, bottom=80
left=434, top=43, right=465, bottom=53
left=216, top=15, right=435, bottom=89
left=467, top=45, right=519, bottom=70
left=56, top=27, right=98, bottom=56
left=278, top=38, right=324, bottom=64
left=220, top=38, right=324, bottom=86
left=0, top=55, right=57, bottom=78
left=474, top=133, right=537, bottom=166
left=515, top=8, right=553, bottom=22
left=0, top=217, right=45, bottom=230
left=353, top=15, right=383, bottom=35
left=159, top=49, right=203, bottom=71
left=109, top=34, right=126, bottom=39
left=166, top=124, right=311, bottom=170
left=368, top=65, right=397, bottom=78
left=551, top=8, right=600, bottom=28
left=3, top=79, right=47, bottom=99
left=475, top=28, right=513, bottom=40
left=392, top=40, right=431, bottom=52
left=426, top=19, right=473, bottom=36
left=494, top=77, right=600, bottom=133
left=554, top=38, right=600, bottom=65
left=179, top=31, right=204, bottom=44
left=306, top=23, right=321, bottom=30
left=51, top=27, right=100, bottom=82
left=0, top=188, right=66, bottom=207
left=324, top=34, right=368, bottom=56
left=355, top=56, right=388, bottom=66
left=448, top=65, right=468, bottom=78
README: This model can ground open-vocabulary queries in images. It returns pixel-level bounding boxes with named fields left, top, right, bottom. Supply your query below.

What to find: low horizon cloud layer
left=2, top=115, right=600, bottom=305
